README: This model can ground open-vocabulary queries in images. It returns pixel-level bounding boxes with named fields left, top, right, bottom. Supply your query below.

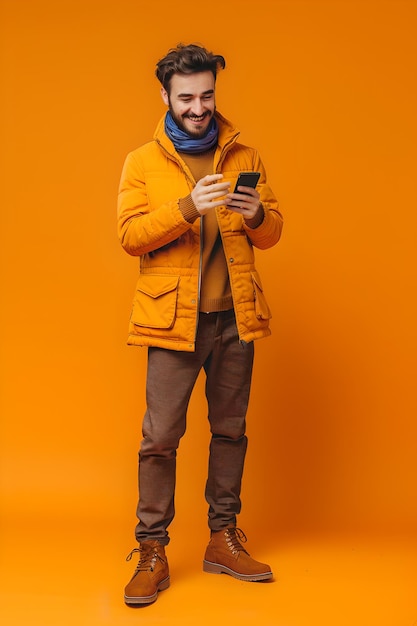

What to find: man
left=118, top=43, right=283, bottom=606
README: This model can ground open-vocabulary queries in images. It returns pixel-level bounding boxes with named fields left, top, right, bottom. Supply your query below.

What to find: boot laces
left=224, top=527, right=250, bottom=556
left=125, top=544, right=165, bottom=573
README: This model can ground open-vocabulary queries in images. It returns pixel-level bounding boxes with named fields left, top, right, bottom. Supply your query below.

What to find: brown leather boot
left=124, top=540, right=170, bottom=605
left=203, top=527, right=273, bottom=582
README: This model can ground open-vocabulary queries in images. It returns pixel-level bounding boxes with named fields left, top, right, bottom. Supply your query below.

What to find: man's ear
left=161, top=86, right=169, bottom=106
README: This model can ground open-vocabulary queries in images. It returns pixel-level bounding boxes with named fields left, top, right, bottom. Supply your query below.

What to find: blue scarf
left=164, top=111, right=218, bottom=154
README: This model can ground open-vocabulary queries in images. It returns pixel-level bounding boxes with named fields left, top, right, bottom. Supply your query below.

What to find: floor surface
left=1, top=518, right=416, bottom=626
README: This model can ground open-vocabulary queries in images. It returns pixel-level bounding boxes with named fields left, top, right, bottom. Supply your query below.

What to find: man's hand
left=224, top=185, right=261, bottom=219
left=191, top=174, right=230, bottom=215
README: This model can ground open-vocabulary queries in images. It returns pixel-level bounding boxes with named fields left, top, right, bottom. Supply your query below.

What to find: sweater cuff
left=179, top=194, right=200, bottom=223
left=244, top=203, right=265, bottom=229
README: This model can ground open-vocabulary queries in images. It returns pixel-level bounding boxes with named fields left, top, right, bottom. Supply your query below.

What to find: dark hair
left=156, top=43, right=226, bottom=93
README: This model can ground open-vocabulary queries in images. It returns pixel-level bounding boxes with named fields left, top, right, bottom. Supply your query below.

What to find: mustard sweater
left=179, top=149, right=233, bottom=313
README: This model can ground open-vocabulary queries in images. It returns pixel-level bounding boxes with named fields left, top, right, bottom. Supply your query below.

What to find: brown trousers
left=135, top=310, right=254, bottom=545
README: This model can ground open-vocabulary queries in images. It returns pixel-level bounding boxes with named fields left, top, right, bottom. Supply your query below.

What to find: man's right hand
left=191, top=174, right=230, bottom=215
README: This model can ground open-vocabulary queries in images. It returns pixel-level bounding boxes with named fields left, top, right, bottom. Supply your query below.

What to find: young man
left=118, top=44, right=283, bottom=606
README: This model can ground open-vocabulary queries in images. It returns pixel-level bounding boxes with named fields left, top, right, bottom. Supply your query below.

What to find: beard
left=168, top=105, right=214, bottom=139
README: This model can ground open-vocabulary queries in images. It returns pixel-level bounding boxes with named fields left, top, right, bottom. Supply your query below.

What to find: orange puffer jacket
left=117, top=111, right=283, bottom=351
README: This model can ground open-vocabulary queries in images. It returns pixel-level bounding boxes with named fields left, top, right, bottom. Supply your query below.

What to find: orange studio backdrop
left=1, top=0, right=417, bottom=625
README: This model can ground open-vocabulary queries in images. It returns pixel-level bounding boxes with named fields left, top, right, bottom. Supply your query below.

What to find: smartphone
left=233, top=171, right=260, bottom=193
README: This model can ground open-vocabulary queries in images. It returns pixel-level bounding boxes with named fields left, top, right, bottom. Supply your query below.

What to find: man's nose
left=192, top=99, right=204, bottom=115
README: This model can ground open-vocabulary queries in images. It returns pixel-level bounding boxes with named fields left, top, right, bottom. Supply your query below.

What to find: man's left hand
left=224, top=186, right=261, bottom=219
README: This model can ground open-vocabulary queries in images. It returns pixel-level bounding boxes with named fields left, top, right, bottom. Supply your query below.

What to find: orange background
left=1, top=1, right=416, bottom=624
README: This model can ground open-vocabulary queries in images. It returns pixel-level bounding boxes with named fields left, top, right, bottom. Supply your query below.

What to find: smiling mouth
left=186, top=112, right=210, bottom=123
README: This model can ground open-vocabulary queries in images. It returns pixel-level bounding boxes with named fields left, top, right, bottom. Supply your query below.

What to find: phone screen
left=233, top=172, right=260, bottom=193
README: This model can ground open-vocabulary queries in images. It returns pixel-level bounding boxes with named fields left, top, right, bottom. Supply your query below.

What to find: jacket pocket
left=131, top=275, right=179, bottom=329
left=251, top=271, right=272, bottom=320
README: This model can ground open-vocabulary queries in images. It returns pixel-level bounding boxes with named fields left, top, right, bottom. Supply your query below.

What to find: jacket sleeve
left=242, top=152, right=283, bottom=250
left=117, top=150, right=194, bottom=257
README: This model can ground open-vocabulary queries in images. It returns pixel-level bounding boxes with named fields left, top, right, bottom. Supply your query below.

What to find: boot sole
left=203, top=560, right=273, bottom=582
left=124, top=576, right=170, bottom=605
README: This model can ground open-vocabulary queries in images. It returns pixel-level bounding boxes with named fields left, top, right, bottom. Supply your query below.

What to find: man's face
left=161, top=71, right=216, bottom=139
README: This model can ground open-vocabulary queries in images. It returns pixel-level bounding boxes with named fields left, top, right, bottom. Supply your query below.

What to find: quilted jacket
left=117, top=111, right=283, bottom=351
